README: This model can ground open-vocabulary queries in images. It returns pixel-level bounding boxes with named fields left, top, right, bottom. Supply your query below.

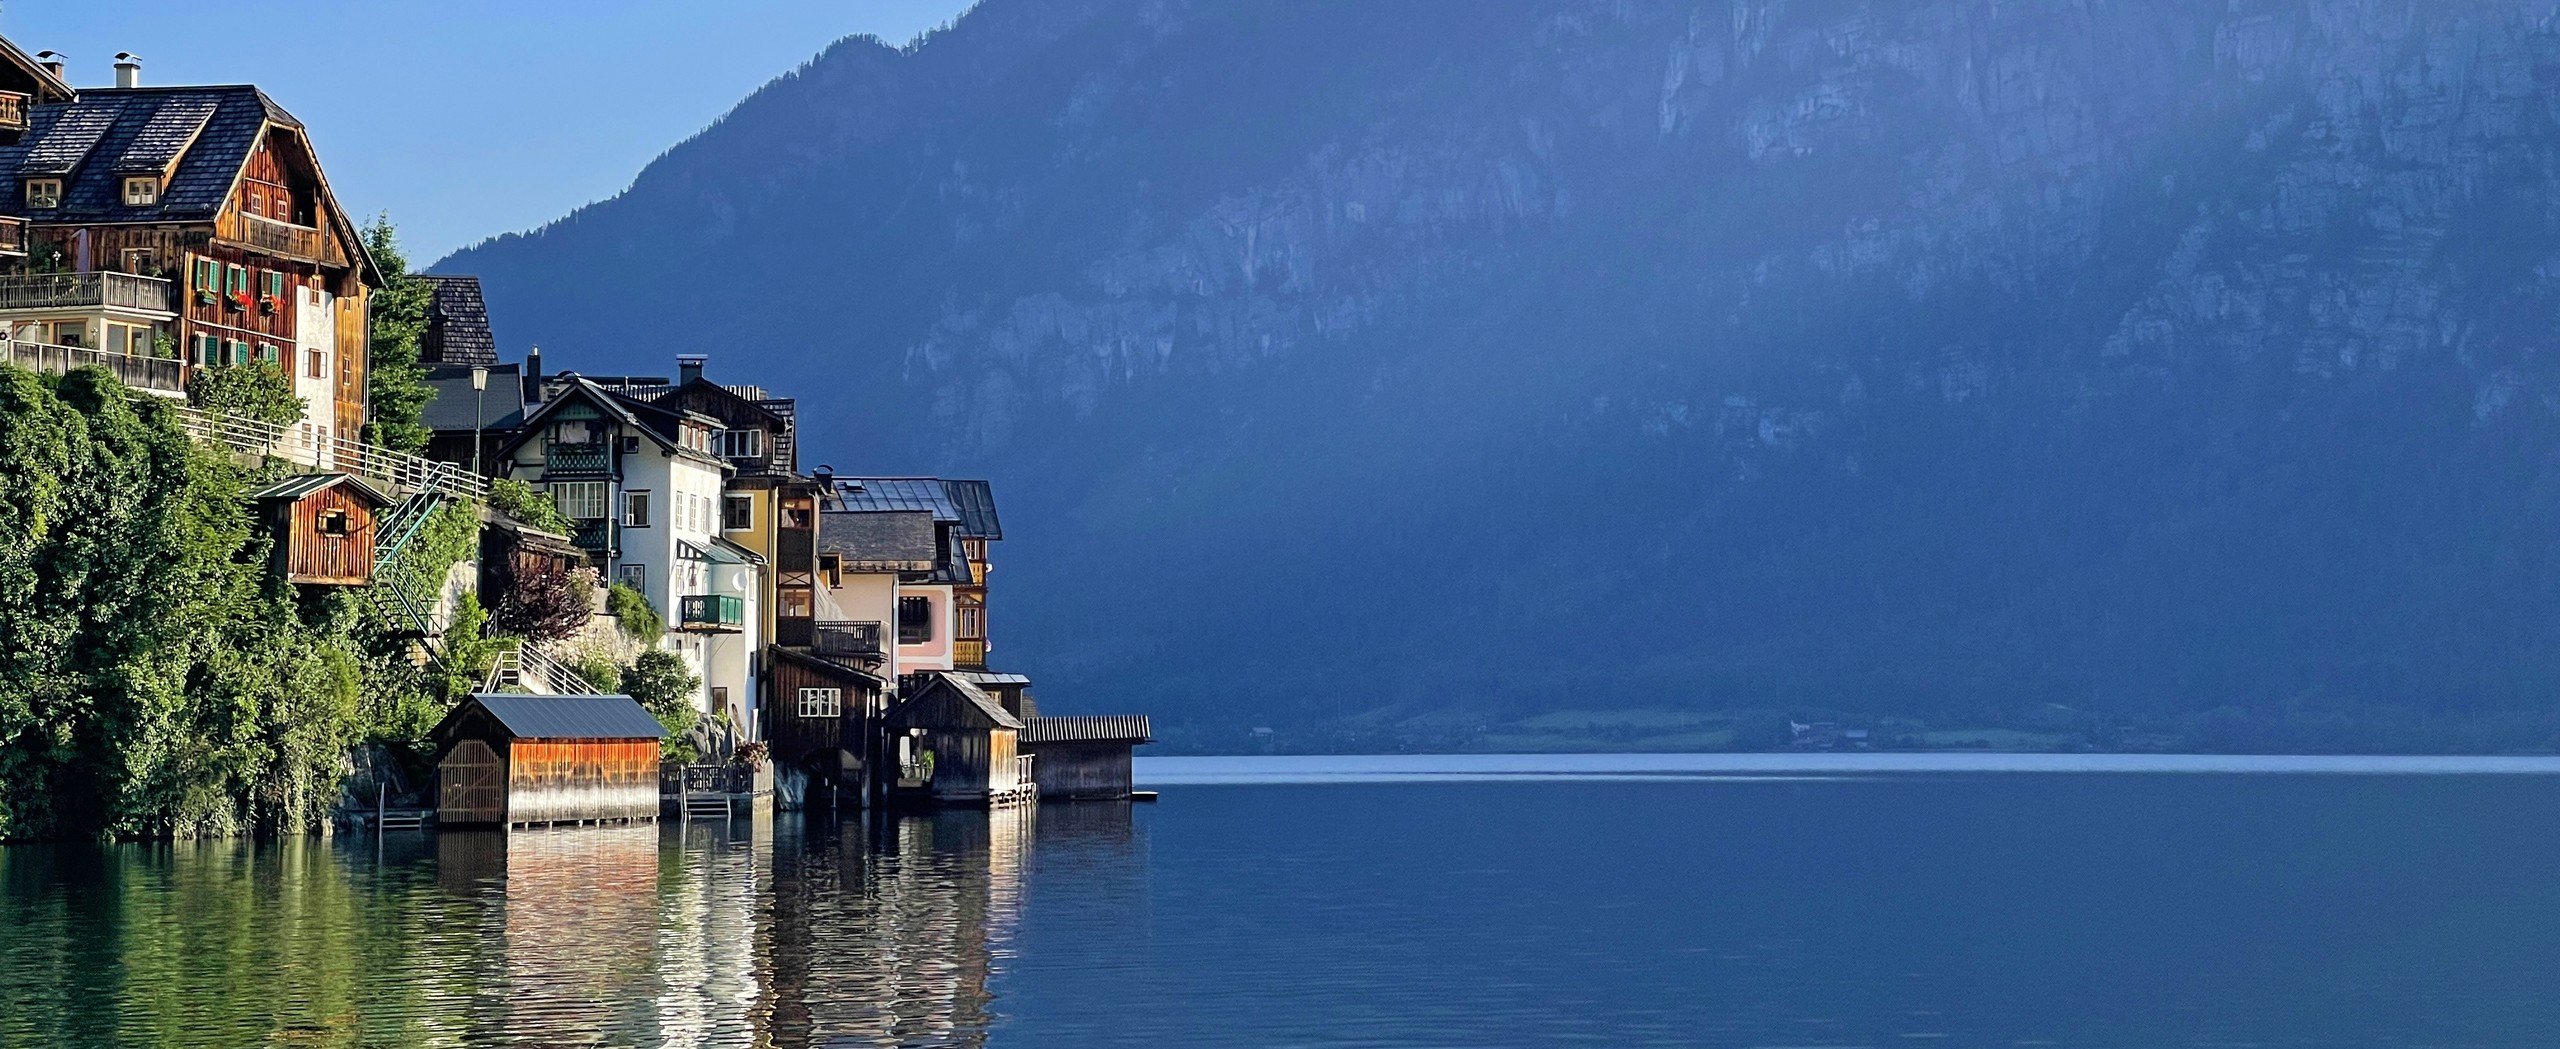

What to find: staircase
left=367, top=492, right=450, bottom=655
left=483, top=645, right=602, bottom=696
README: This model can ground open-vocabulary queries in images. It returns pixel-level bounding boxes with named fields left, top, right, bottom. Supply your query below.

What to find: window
left=718, top=428, right=765, bottom=459
left=264, top=271, right=285, bottom=299
left=551, top=481, right=609, bottom=520
left=224, top=340, right=250, bottom=366
left=819, top=554, right=841, bottom=588
left=306, top=349, right=324, bottom=378
left=122, top=177, right=158, bottom=206
left=314, top=508, right=352, bottom=537
left=44, top=321, right=84, bottom=348
left=257, top=343, right=280, bottom=365
left=24, top=179, right=59, bottom=208
left=798, top=688, right=842, bottom=719
left=618, top=435, right=641, bottom=454
left=193, top=258, right=218, bottom=293
left=898, top=596, right=934, bottom=644
left=723, top=495, right=753, bottom=531
left=245, top=183, right=265, bottom=216
left=191, top=334, right=218, bottom=366
left=958, top=604, right=984, bottom=640
left=779, top=587, right=813, bottom=618
left=615, top=563, right=646, bottom=590
left=120, top=248, right=155, bottom=274
left=622, top=490, right=652, bottom=528
left=782, top=496, right=813, bottom=530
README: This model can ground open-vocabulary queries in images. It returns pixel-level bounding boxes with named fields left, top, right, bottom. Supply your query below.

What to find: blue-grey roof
left=420, top=362, right=526, bottom=433
left=833, top=478, right=959, bottom=521
left=248, top=472, right=391, bottom=505
left=941, top=480, right=1003, bottom=540
left=0, top=86, right=298, bottom=224
left=470, top=694, right=666, bottom=740
left=1022, top=715, right=1152, bottom=745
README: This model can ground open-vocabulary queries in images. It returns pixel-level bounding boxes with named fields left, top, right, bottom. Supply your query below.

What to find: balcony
left=953, top=638, right=988, bottom=669
left=545, top=442, right=610, bottom=476
left=811, top=621, right=886, bottom=666
left=0, top=218, right=24, bottom=258
left=5, top=339, right=183, bottom=396
left=0, top=92, right=26, bottom=133
left=679, top=593, right=745, bottom=633
left=569, top=518, right=613, bottom=556
left=228, top=213, right=339, bottom=266
left=0, top=272, right=176, bottom=314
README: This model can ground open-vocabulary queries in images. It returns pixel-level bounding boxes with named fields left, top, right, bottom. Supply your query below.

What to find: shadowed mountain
left=443, top=0, right=2560, bottom=751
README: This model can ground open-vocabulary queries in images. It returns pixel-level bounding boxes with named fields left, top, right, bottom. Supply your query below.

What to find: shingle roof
left=817, top=509, right=937, bottom=570
left=934, top=674, right=1024, bottom=730
left=0, top=86, right=295, bottom=224
left=833, top=478, right=960, bottom=520
left=941, top=480, right=1003, bottom=540
left=1022, top=716, right=1153, bottom=745
left=469, top=694, right=666, bottom=740
left=928, top=528, right=973, bottom=584
left=418, top=275, right=498, bottom=366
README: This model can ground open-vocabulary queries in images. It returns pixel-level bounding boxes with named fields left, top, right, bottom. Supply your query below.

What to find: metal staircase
left=483, top=645, right=601, bottom=696
left=367, top=491, right=450, bottom=654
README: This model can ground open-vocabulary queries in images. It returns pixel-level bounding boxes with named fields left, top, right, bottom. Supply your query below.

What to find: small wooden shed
left=1021, top=716, right=1153, bottom=800
left=885, top=672, right=1032, bottom=806
left=251, top=473, right=392, bottom=586
left=431, top=693, right=667, bottom=827
left=765, top=645, right=886, bottom=810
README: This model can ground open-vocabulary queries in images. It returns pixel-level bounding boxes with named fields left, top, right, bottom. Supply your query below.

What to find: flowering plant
left=227, top=289, right=252, bottom=311
left=258, top=294, right=281, bottom=314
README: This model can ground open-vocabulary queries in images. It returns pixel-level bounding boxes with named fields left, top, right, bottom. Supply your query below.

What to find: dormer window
left=24, top=178, right=60, bottom=209
left=718, top=428, right=765, bottom=459
left=122, top=177, right=158, bottom=206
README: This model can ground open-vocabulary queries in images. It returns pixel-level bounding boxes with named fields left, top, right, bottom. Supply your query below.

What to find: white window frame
left=798, top=688, right=842, bottom=719
left=123, top=177, right=158, bottom=206
left=552, top=481, right=609, bottom=520
left=622, top=489, right=652, bottom=528
left=719, top=428, right=765, bottom=459
left=25, top=179, right=60, bottom=209
left=723, top=494, right=753, bottom=531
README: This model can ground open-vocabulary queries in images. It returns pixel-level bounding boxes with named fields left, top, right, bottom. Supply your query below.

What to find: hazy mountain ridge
left=446, top=0, right=2560, bottom=750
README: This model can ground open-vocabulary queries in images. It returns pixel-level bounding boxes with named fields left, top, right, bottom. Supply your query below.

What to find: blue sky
left=2, top=0, right=974, bottom=261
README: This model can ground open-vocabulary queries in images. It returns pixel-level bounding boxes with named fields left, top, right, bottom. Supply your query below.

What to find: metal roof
left=468, top=694, right=666, bottom=740
left=940, top=480, right=1003, bottom=540
left=833, top=478, right=959, bottom=521
left=248, top=472, right=391, bottom=505
left=1022, top=716, right=1153, bottom=745
left=954, top=671, right=1032, bottom=687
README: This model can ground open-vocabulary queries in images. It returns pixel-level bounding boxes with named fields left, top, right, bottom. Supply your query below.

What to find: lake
left=6, top=753, right=2560, bottom=1047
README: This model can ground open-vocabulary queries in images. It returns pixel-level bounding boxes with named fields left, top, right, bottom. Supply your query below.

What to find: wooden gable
left=255, top=474, right=389, bottom=587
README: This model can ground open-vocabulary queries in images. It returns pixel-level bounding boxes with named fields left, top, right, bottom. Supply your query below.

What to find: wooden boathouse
left=1021, top=716, right=1153, bottom=800
left=432, top=694, right=666, bottom=827
left=885, top=672, right=1036, bottom=807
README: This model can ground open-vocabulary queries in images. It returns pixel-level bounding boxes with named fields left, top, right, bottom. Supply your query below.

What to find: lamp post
left=470, top=365, right=488, bottom=478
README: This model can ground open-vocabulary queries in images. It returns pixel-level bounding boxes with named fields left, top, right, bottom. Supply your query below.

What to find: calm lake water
left=7, top=753, right=2560, bottom=1047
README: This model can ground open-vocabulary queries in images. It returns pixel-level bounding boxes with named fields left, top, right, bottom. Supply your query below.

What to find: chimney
left=813, top=464, right=834, bottom=490
left=676, top=354, right=706, bottom=386
left=524, top=346, right=544, bottom=402
left=112, top=53, right=140, bottom=89
left=34, top=52, right=63, bottom=82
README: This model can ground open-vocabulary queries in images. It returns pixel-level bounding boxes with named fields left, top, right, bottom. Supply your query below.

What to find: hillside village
left=0, top=37, right=1145, bottom=837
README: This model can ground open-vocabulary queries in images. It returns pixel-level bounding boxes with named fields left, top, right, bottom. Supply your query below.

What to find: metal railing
left=168, top=404, right=490, bottom=502
left=483, top=645, right=600, bottom=696
left=5, top=339, right=182, bottom=394
left=812, top=621, right=884, bottom=659
left=0, top=271, right=176, bottom=313
left=545, top=442, right=610, bottom=475
left=569, top=517, right=613, bottom=554
left=679, top=593, right=745, bottom=631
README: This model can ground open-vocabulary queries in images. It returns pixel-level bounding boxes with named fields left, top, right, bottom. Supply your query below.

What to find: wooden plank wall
left=505, top=739, right=660, bottom=825
left=438, top=739, right=507, bottom=824
left=279, top=485, right=375, bottom=585
left=1023, top=741, right=1136, bottom=800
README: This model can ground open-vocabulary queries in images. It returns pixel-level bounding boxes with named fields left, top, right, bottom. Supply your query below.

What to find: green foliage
left=564, top=652, right=622, bottom=697
left=184, top=363, right=304, bottom=427
left=389, top=499, right=480, bottom=605
left=361, top=217, right=435, bottom=454
left=0, top=364, right=435, bottom=840
left=488, top=477, right=575, bottom=534
left=435, top=593, right=509, bottom=702
left=620, top=650, right=700, bottom=762
left=605, top=582, right=663, bottom=642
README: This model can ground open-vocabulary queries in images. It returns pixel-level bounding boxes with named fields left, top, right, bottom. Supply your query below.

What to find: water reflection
left=0, top=802, right=1101, bottom=1048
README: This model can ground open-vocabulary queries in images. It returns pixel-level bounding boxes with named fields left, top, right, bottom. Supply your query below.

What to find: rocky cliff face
left=445, top=0, right=2560, bottom=747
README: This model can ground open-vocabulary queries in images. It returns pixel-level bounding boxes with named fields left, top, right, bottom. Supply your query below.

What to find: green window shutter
left=265, top=272, right=284, bottom=297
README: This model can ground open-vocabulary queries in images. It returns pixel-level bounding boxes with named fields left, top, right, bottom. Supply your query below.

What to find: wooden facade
left=766, top=647, right=884, bottom=810
left=430, top=694, right=667, bottom=828
left=253, top=473, right=388, bottom=586
left=1019, top=716, right=1152, bottom=801
left=886, top=674, right=1032, bottom=806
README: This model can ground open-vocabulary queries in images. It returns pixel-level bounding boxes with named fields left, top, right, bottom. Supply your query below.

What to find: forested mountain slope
left=445, top=0, right=2560, bottom=750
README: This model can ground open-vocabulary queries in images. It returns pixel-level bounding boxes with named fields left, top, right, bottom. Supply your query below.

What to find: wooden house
left=431, top=694, right=667, bottom=828
left=1020, top=716, right=1153, bottom=801
left=884, top=672, right=1035, bottom=807
left=0, top=51, right=380, bottom=432
left=766, top=646, right=887, bottom=810
left=250, top=472, right=390, bottom=586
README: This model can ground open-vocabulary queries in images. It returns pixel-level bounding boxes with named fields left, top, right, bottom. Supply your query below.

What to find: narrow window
left=722, top=495, right=752, bottom=531
left=898, top=596, right=934, bottom=644
left=623, top=490, right=652, bottom=528
left=191, top=334, right=217, bottom=366
left=306, top=349, right=323, bottom=378
left=122, top=177, right=158, bottom=206
left=819, top=554, right=841, bottom=588
left=779, top=587, right=813, bottom=618
left=193, top=258, right=218, bottom=292
left=958, top=604, right=984, bottom=640
left=264, top=271, right=285, bottom=298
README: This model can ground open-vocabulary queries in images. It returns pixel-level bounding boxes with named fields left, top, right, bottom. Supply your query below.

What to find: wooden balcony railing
left=545, top=442, right=610, bottom=475
left=232, top=213, right=337, bottom=265
left=0, top=272, right=175, bottom=313
left=5, top=339, right=182, bottom=395
left=0, top=92, right=28, bottom=133
left=953, top=638, right=988, bottom=669
left=0, top=217, right=25, bottom=257
left=679, top=593, right=745, bottom=633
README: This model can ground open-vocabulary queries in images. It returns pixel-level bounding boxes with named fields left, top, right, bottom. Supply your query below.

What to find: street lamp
left=470, top=364, right=489, bottom=478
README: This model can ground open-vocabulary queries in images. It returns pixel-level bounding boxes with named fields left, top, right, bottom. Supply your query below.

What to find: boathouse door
left=439, top=740, right=506, bottom=825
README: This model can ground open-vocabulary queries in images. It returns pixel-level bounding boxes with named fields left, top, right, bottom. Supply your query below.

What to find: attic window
left=315, top=508, right=352, bottom=537
left=24, top=179, right=59, bottom=209
left=122, top=177, right=158, bottom=206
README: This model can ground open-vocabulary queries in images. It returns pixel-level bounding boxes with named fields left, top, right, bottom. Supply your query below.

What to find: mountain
left=442, top=0, right=2560, bottom=752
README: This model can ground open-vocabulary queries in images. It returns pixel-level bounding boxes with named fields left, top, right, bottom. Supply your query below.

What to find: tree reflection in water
left=0, top=802, right=1118, bottom=1049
